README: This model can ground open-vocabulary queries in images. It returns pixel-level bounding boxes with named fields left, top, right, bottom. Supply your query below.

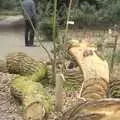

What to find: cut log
left=11, top=76, right=53, bottom=120
left=61, top=99, right=120, bottom=120
left=6, top=52, right=47, bottom=82
left=68, top=40, right=109, bottom=99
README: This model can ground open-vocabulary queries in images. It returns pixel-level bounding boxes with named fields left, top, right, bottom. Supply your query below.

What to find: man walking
left=23, top=0, right=36, bottom=46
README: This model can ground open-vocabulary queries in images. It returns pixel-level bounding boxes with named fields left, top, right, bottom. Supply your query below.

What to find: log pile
left=0, top=52, right=52, bottom=120
left=60, top=40, right=120, bottom=120
left=0, top=46, right=120, bottom=120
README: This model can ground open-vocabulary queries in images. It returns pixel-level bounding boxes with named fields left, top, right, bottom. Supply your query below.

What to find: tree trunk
left=68, top=41, right=109, bottom=100
left=11, top=76, right=52, bottom=120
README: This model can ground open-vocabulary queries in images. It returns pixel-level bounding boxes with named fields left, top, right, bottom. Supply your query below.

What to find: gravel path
left=0, top=15, right=53, bottom=61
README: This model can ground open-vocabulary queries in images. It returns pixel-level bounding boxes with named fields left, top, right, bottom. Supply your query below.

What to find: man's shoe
left=25, top=44, right=30, bottom=47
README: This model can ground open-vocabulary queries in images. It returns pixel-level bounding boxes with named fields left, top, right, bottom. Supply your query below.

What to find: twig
left=110, top=34, right=118, bottom=73
left=52, top=0, right=57, bottom=86
left=62, top=0, right=73, bottom=72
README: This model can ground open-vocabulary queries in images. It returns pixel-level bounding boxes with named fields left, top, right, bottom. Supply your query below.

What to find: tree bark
left=11, top=76, right=52, bottom=120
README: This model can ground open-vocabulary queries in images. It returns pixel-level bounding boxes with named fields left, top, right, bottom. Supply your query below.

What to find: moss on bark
left=11, top=76, right=53, bottom=120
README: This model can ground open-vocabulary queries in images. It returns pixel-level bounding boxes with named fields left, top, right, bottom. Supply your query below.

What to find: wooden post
left=55, top=73, right=64, bottom=111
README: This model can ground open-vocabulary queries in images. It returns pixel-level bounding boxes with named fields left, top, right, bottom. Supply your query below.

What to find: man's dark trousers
left=25, top=18, right=36, bottom=46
